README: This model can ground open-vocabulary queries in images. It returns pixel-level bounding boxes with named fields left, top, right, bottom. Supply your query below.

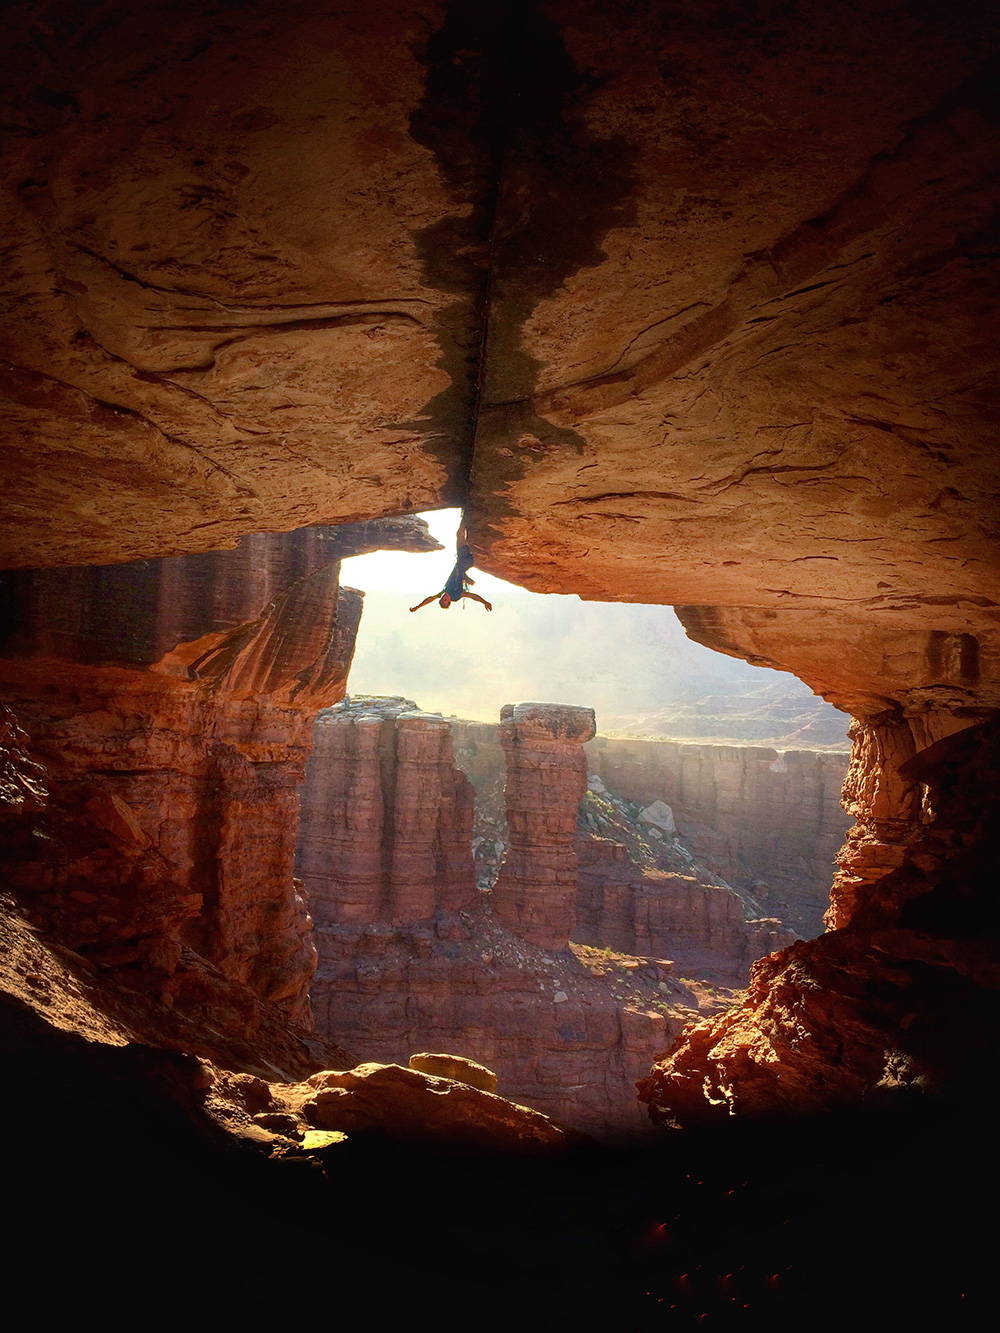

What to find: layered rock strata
left=1, top=888, right=570, bottom=1160
left=280, top=1061, right=572, bottom=1154
left=0, top=0, right=996, bottom=1131
left=575, top=834, right=792, bottom=987
left=491, top=703, right=596, bottom=950
left=0, top=520, right=437, bottom=1027
left=302, top=699, right=734, bottom=1138
left=308, top=891, right=697, bottom=1141
left=639, top=711, right=1000, bottom=1121
left=585, top=738, right=851, bottom=937
left=298, top=696, right=477, bottom=927
left=456, top=721, right=848, bottom=939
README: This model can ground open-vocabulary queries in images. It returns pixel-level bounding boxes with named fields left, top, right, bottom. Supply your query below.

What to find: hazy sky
left=339, top=509, right=848, bottom=743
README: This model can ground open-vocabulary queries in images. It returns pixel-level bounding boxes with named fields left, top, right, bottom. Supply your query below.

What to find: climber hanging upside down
left=409, top=543, right=492, bottom=612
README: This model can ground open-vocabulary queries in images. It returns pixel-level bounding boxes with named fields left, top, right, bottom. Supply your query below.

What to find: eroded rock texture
left=452, top=719, right=830, bottom=969
left=283, top=1061, right=573, bottom=1154
left=300, top=699, right=714, bottom=1139
left=466, top=4, right=999, bottom=663
left=1, top=0, right=997, bottom=1127
left=640, top=714, right=1000, bottom=1121
left=298, top=696, right=477, bottom=927
left=0, top=1, right=485, bottom=566
left=575, top=834, right=791, bottom=987
left=585, top=738, right=850, bottom=936
left=0, top=519, right=436, bottom=1028
left=492, top=702, right=596, bottom=949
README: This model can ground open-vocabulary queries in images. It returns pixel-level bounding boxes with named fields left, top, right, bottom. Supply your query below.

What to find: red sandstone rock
left=284, top=1061, right=571, bottom=1152
left=492, top=703, right=596, bottom=950
left=298, top=696, right=476, bottom=928
left=408, top=1052, right=498, bottom=1093
left=301, top=700, right=719, bottom=1138
left=0, top=894, right=353, bottom=1085
left=0, top=4, right=476, bottom=567
left=0, top=705, right=47, bottom=827
left=0, top=0, right=996, bottom=1132
left=575, top=832, right=792, bottom=987
left=457, top=720, right=848, bottom=940
left=585, top=737, right=850, bottom=937
left=307, top=902, right=690, bottom=1140
left=0, top=522, right=437, bottom=1027
left=639, top=715, right=1000, bottom=1123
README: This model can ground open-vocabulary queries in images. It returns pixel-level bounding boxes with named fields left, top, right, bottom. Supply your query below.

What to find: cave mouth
left=341, top=508, right=851, bottom=749
left=294, top=508, right=855, bottom=1137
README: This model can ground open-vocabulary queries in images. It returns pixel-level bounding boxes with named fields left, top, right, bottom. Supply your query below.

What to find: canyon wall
left=0, top=519, right=436, bottom=1033
left=298, top=697, right=477, bottom=927
left=0, top=0, right=996, bottom=1131
left=640, top=712, right=1000, bottom=1121
left=491, top=702, right=596, bottom=948
left=303, top=698, right=713, bottom=1139
left=585, top=737, right=850, bottom=937
left=302, top=698, right=797, bottom=1135
left=454, top=720, right=846, bottom=941
left=575, top=835, right=791, bottom=986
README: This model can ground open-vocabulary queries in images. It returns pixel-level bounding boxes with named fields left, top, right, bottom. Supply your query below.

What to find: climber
left=409, top=543, right=492, bottom=613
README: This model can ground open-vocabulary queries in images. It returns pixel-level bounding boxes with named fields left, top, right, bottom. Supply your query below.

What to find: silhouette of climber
left=409, top=543, right=492, bottom=613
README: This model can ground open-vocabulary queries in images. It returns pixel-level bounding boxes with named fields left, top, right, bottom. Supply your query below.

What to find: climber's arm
left=409, top=593, right=440, bottom=612
left=462, top=591, right=493, bottom=611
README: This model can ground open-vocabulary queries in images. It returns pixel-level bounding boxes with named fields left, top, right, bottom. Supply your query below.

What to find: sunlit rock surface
left=491, top=702, right=596, bottom=949
left=0, top=520, right=436, bottom=1029
left=298, top=696, right=477, bottom=927
left=0, top=2, right=478, bottom=566
left=0, top=0, right=997, bottom=1127
left=453, top=719, right=844, bottom=943
left=1, top=889, right=570, bottom=1159
left=286, top=1061, right=572, bottom=1153
left=300, top=699, right=728, bottom=1139
left=585, top=737, right=850, bottom=937
left=575, top=835, right=792, bottom=987
left=640, top=715, right=1000, bottom=1122
left=408, top=1051, right=499, bottom=1093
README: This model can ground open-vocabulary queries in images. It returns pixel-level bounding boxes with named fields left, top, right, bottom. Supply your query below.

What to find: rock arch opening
left=1, top=0, right=997, bottom=1312
left=284, top=507, right=854, bottom=1136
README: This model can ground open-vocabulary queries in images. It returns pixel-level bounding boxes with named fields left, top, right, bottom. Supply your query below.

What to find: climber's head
left=439, top=593, right=453, bottom=609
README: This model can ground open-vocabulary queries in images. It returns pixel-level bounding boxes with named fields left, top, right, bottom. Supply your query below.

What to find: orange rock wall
left=0, top=0, right=996, bottom=1126
left=301, top=701, right=688, bottom=1138
left=0, top=521, right=434, bottom=1023
left=640, top=711, right=1000, bottom=1121
left=575, top=833, right=792, bottom=986
left=585, top=737, right=851, bottom=936
left=491, top=703, right=596, bottom=949
left=298, top=701, right=477, bottom=928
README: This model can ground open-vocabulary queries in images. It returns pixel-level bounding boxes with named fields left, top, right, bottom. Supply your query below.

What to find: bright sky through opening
left=340, top=508, right=530, bottom=600
left=336, top=509, right=848, bottom=746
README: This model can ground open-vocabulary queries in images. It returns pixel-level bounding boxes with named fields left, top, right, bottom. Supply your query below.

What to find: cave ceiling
left=1, top=0, right=998, bottom=712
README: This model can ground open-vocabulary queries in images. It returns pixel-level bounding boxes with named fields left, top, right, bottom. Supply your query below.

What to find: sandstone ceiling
left=2, top=1, right=998, bottom=712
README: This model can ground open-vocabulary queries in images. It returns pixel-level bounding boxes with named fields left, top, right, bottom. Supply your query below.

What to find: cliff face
left=491, top=702, right=596, bottom=949
left=452, top=719, right=829, bottom=960
left=0, top=0, right=996, bottom=1132
left=298, top=696, right=477, bottom=928
left=0, top=519, right=437, bottom=1030
left=575, top=834, right=791, bottom=987
left=584, top=738, right=850, bottom=937
left=301, top=699, right=720, bottom=1139
left=640, top=713, right=1000, bottom=1121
